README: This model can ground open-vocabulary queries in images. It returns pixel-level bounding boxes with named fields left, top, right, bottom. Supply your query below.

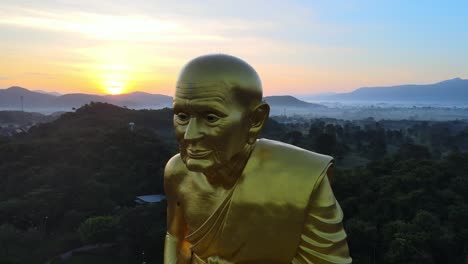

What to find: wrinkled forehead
left=173, top=84, right=247, bottom=115
left=176, top=81, right=231, bottom=99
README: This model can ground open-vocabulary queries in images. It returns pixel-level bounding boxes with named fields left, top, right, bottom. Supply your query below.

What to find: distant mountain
left=304, top=78, right=468, bottom=103
left=53, top=93, right=107, bottom=108
left=264, top=95, right=325, bottom=108
left=104, top=91, right=173, bottom=108
left=0, top=86, right=56, bottom=108
left=33, top=90, right=62, bottom=96
left=0, top=86, right=173, bottom=110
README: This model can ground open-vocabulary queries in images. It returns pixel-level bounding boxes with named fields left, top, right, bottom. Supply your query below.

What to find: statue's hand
left=207, top=256, right=232, bottom=264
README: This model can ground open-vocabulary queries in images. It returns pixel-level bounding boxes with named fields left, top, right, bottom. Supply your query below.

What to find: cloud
left=0, top=2, right=354, bottom=63
left=0, top=1, right=341, bottom=45
left=0, top=76, right=9, bottom=80
left=0, top=6, right=278, bottom=43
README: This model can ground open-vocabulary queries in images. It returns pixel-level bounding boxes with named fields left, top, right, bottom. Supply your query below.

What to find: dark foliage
left=335, top=152, right=468, bottom=263
left=0, top=103, right=174, bottom=263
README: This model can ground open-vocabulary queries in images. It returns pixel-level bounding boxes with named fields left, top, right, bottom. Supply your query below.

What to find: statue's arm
left=164, top=156, right=191, bottom=264
left=292, top=167, right=352, bottom=264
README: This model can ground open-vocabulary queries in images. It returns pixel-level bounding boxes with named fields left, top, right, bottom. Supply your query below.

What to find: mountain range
left=0, top=86, right=173, bottom=110
left=1, top=78, right=466, bottom=111
left=303, top=78, right=468, bottom=103
left=263, top=95, right=324, bottom=108
left=0, top=86, right=323, bottom=111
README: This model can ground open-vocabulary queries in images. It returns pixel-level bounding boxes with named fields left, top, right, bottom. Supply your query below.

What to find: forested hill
left=0, top=103, right=176, bottom=262
left=1, top=103, right=176, bottom=201
left=26, top=102, right=175, bottom=140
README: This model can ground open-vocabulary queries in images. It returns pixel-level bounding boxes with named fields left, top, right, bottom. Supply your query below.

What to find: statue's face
left=173, top=85, right=251, bottom=172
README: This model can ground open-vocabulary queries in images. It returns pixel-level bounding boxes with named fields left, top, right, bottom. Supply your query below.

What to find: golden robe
left=168, top=139, right=351, bottom=264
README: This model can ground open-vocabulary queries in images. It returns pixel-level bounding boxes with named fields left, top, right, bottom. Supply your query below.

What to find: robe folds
left=176, top=139, right=351, bottom=264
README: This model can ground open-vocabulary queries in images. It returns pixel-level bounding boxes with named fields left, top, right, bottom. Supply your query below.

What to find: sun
left=100, top=66, right=130, bottom=95
left=104, top=80, right=125, bottom=95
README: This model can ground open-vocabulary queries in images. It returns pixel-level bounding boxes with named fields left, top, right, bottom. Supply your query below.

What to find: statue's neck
left=203, top=143, right=254, bottom=189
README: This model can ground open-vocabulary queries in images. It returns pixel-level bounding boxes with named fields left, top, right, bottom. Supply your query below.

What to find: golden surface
left=164, top=54, right=351, bottom=263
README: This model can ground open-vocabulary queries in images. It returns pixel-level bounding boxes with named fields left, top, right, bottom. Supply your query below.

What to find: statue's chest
left=179, top=177, right=229, bottom=233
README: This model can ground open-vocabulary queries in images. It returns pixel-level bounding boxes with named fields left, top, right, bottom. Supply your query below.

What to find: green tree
left=314, top=133, right=336, bottom=155
left=78, top=216, right=117, bottom=245
left=117, top=203, right=166, bottom=263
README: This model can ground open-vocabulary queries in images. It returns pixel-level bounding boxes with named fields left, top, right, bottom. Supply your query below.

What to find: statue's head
left=173, top=54, right=270, bottom=172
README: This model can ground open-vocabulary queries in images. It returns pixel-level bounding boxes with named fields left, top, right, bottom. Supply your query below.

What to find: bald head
left=176, top=54, right=263, bottom=107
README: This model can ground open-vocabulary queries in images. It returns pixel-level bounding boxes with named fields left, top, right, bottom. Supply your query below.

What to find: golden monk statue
left=164, top=54, right=351, bottom=264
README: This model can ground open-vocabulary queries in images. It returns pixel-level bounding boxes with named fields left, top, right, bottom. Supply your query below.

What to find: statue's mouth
left=187, top=149, right=212, bottom=158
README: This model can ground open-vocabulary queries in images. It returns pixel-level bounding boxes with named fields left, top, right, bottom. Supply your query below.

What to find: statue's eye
left=176, top=113, right=189, bottom=122
left=205, top=114, right=220, bottom=123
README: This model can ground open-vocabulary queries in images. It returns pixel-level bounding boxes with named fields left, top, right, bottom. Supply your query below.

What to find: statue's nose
left=184, top=118, right=203, bottom=141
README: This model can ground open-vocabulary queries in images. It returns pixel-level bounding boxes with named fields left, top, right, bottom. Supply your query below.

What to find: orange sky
left=0, top=1, right=467, bottom=96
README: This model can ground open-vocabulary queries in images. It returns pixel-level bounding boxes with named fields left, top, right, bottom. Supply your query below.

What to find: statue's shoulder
left=164, top=154, right=187, bottom=184
left=255, top=138, right=333, bottom=166
left=241, top=139, right=334, bottom=206
left=253, top=139, right=333, bottom=181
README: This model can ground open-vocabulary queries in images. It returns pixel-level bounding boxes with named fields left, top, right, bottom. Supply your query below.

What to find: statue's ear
left=247, top=102, right=270, bottom=144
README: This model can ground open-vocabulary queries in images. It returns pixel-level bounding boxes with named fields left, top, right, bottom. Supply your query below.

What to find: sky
left=0, top=0, right=467, bottom=96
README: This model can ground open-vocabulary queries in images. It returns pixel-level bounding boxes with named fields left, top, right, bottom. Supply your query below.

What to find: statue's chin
left=185, top=158, right=215, bottom=172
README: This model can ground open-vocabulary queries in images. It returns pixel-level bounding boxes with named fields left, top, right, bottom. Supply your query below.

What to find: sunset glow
left=0, top=1, right=467, bottom=96
left=100, top=67, right=130, bottom=95
left=104, top=80, right=125, bottom=95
